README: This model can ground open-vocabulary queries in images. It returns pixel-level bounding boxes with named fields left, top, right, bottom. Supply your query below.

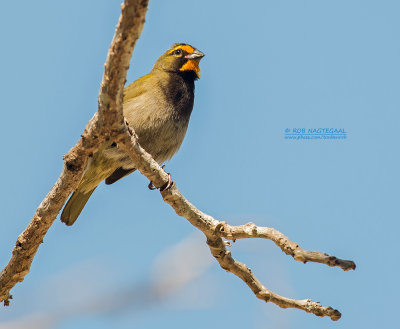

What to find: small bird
left=61, top=43, right=205, bottom=226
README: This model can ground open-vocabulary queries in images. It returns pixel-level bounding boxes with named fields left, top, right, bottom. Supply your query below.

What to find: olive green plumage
left=61, top=43, right=205, bottom=226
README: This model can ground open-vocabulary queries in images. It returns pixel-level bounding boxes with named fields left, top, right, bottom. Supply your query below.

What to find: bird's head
left=153, top=43, right=205, bottom=79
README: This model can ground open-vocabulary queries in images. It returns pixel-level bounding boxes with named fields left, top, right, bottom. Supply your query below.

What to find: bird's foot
left=148, top=181, right=157, bottom=190
left=160, top=173, right=173, bottom=191
left=147, top=165, right=173, bottom=191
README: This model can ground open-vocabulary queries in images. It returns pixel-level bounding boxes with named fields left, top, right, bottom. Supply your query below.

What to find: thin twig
left=0, top=0, right=355, bottom=321
left=206, top=235, right=342, bottom=321
left=214, top=221, right=356, bottom=271
left=117, top=127, right=355, bottom=321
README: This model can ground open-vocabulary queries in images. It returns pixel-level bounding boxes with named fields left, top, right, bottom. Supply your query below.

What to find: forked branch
left=0, top=0, right=149, bottom=305
left=214, top=221, right=355, bottom=271
left=0, top=0, right=355, bottom=321
left=117, top=130, right=355, bottom=321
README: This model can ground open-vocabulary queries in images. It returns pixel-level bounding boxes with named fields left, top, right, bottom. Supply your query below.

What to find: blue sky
left=0, top=1, right=399, bottom=328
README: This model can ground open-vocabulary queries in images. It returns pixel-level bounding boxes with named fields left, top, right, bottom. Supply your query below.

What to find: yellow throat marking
left=180, top=59, right=201, bottom=78
left=168, top=44, right=201, bottom=78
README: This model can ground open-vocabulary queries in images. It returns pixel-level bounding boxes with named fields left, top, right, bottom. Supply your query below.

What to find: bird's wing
left=123, top=73, right=153, bottom=104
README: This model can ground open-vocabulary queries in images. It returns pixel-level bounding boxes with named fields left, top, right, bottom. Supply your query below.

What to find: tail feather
left=61, top=188, right=96, bottom=226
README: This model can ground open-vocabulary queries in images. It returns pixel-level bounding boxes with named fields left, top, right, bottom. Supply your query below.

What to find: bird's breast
left=104, top=72, right=195, bottom=167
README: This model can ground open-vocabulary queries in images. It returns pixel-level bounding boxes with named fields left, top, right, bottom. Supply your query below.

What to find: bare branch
left=117, top=125, right=355, bottom=321
left=206, top=235, right=342, bottom=321
left=1, top=0, right=354, bottom=322
left=97, top=0, right=148, bottom=131
left=0, top=0, right=149, bottom=305
left=214, top=221, right=356, bottom=271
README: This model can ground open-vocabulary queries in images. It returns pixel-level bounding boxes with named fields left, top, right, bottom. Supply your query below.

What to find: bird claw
left=147, top=173, right=173, bottom=192
left=160, top=173, right=173, bottom=191
left=148, top=181, right=157, bottom=190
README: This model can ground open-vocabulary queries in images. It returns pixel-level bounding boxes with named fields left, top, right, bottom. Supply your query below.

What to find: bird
left=61, top=43, right=205, bottom=226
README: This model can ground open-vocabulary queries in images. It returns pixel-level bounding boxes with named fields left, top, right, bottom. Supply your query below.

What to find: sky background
left=0, top=0, right=399, bottom=328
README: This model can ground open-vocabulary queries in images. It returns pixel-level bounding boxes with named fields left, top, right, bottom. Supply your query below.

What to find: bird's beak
left=185, top=49, right=205, bottom=60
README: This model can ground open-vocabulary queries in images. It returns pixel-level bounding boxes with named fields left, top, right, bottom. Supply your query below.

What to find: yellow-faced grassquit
left=61, top=43, right=205, bottom=225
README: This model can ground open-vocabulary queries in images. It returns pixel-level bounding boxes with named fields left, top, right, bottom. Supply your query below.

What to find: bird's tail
left=61, top=188, right=96, bottom=226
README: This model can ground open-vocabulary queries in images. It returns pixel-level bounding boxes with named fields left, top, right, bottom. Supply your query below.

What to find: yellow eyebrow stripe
left=168, top=44, right=195, bottom=55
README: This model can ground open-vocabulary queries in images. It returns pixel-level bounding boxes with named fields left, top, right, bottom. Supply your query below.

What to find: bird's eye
left=173, top=49, right=182, bottom=56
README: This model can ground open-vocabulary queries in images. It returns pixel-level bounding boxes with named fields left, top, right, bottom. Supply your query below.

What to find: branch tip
left=0, top=0, right=353, bottom=321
